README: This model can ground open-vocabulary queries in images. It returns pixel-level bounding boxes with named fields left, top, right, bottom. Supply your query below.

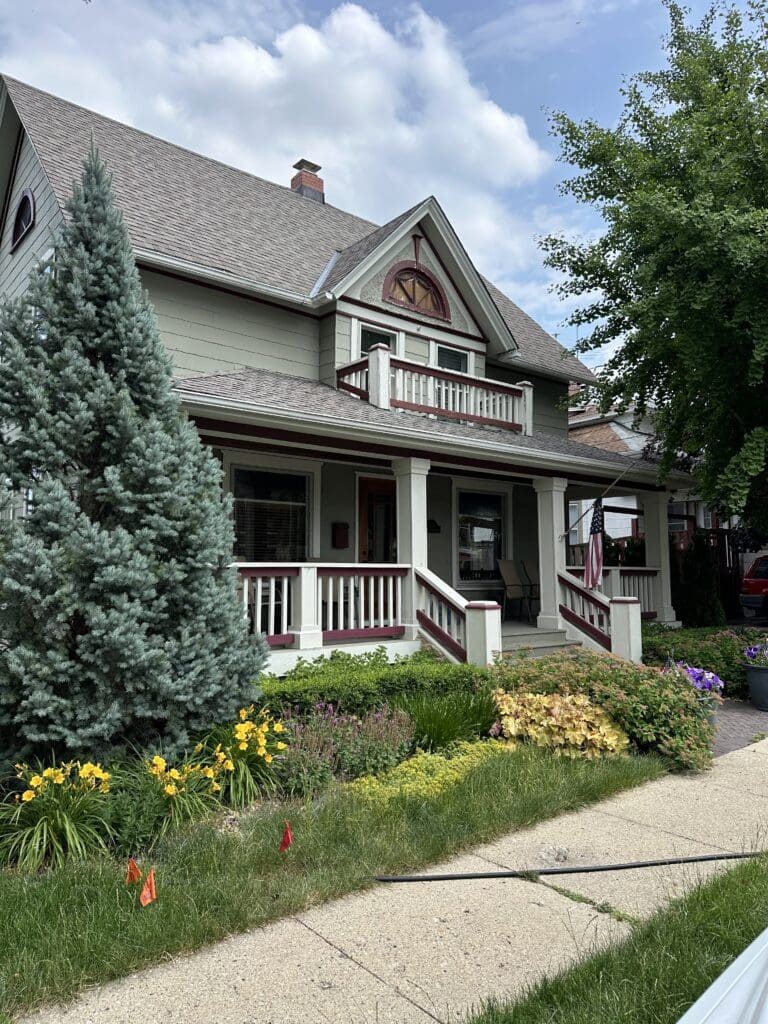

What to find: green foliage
left=490, top=650, right=712, bottom=770
left=201, top=706, right=286, bottom=809
left=543, top=2, right=768, bottom=538
left=261, top=648, right=487, bottom=713
left=393, top=689, right=497, bottom=750
left=0, top=761, right=113, bottom=872
left=493, top=691, right=630, bottom=759
left=643, top=623, right=765, bottom=698
left=0, top=149, right=266, bottom=763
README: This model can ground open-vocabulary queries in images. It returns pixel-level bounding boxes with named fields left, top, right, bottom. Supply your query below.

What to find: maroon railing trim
left=322, top=626, right=406, bottom=641
left=337, top=357, right=369, bottom=375
left=559, top=604, right=612, bottom=651
left=391, top=399, right=523, bottom=432
left=317, top=566, right=408, bottom=578
left=390, top=358, right=524, bottom=396
left=238, top=567, right=300, bottom=578
left=416, top=610, right=467, bottom=662
left=266, top=632, right=295, bottom=648
left=415, top=571, right=467, bottom=619
left=337, top=380, right=369, bottom=401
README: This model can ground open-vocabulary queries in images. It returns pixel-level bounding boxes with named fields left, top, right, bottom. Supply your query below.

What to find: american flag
left=583, top=499, right=604, bottom=591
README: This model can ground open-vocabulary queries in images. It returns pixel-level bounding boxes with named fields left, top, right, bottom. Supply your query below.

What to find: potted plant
left=745, top=640, right=768, bottom=711
left=665, top=661, right=724, bottom=727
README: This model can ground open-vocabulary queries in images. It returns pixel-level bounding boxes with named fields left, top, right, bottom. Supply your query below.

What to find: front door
left=358, top=477, right=397, bottom=563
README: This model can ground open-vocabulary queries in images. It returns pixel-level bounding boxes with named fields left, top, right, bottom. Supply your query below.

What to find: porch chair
left=520, top=560, right=541, bottom=611
left=497, top=559, right=535, bottom=623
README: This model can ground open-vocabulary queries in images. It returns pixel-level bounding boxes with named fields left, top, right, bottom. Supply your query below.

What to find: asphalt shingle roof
left=175, top=367, right=651, bottom=474
left=4, top=74, right=594, bottom=385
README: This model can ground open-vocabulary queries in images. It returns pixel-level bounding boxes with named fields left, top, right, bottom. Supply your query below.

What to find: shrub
left=492, top=691, right=630, bottom=759
left=643, top=624, right=766, bottom=699
left=0, top=760, right=113, bottom=871
left=347, top=740, right=513, bottom=806
left=202, top=705, right=287, bottom=808
left=394, top=690, right=497, bottom=750
left=261, top=648, right=488, bottom=713
left=273, top=705, right=413, bottom=796
left=489, top=650, right=712, bottom=770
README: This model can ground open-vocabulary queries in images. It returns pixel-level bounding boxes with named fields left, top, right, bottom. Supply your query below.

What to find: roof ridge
left=1, top=73, right=378, bottom=230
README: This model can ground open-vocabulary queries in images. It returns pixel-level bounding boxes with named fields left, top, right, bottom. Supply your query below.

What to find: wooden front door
left=358, top=477, right=397, bottom=563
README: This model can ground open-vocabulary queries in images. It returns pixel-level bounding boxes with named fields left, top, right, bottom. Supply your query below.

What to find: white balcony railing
left=566, top=566, right=660, bottom=620
left=337, top=345, right=533, bottom=435
left=558, top=569, right=642, bottom=662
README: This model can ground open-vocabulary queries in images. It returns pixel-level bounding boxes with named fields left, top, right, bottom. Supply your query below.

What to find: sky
left=0, top=0, right=736, bottom=365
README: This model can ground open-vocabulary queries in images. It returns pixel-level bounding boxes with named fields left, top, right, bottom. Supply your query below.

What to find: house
left=568, top=391, right=741, bottom=616
left=0, top=74, right=686, bottom=670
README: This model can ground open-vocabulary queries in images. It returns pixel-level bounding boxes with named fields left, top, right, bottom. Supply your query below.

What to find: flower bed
left=643, top=624, right=766, bottom=699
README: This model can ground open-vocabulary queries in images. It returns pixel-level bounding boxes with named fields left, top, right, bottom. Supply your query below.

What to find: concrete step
left=500, top=626, right=581, bottom=657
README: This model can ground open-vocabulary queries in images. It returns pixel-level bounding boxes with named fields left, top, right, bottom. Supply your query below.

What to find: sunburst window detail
left=382, top=261, right=449, bottom=321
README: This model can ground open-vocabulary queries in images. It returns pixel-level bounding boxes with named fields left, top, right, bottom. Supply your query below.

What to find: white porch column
left=533, top=477, right=568, bottom=631
left=392, top=457, right=431, bottom=639
left=289, top=566, right=322, bottom=649
left=642, top=491, right=678, bottom=624
left=368, top=343, right=391, bottom=410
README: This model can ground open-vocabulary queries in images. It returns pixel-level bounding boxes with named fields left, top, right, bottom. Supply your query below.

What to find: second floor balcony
left=336, top=343, right=533, bottom=435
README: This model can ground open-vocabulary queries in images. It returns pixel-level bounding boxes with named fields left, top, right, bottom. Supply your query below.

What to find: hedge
left=259, top=648, right=488, bottom=713
left=642, top=624, right=766, bottom=699
left=489, top=649, right=712, bottom=771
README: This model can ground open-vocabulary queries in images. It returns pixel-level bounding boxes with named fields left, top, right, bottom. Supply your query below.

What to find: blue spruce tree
left=0, top=150, right=267, bottom=761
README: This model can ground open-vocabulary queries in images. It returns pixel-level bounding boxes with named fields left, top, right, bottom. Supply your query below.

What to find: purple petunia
left=676, top=662, right=724, bottom=694
left=745, top=641, right=768, bottom=666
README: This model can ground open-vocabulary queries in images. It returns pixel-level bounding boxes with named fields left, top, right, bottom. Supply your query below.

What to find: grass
left=471, top=853, right=768, bottom=1024
left=0, top=747, right=662, bottom=1023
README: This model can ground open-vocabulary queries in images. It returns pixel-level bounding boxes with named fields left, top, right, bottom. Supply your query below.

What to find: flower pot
left=746, top=664, right=768, bottom=712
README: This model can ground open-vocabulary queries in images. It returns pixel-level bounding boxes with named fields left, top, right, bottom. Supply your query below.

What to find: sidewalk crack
left=294, top=916, right=447, bottom=1024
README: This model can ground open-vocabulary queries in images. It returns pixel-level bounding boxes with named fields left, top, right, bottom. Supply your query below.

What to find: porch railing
left=558, top=569, right=642, bottom=662
left=415, top=567, right=468, bottom=661
left=336, top=346, right=533, bottom=434
left=237, top=563, right=408, bottom=647
left=566, top=565, right=660, bottom=620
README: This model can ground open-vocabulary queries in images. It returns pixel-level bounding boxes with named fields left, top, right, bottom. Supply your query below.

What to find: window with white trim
left=232, top=468, right=308, bottom=561
left=360, top=326, right=395, bottom=354
left=457, top=491, right=504, bottom=582
left=436, top=345, right=468, bottom=374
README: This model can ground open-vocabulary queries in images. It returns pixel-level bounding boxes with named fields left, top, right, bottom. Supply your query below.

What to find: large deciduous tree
left=0, top=150, right=267, bottom=762
left=543, top=0, right=768, bottom=538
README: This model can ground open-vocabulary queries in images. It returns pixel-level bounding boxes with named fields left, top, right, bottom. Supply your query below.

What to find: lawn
left=0, top=746, right=661, bottom=1023
left=471, top=853, right=768, bottom=1024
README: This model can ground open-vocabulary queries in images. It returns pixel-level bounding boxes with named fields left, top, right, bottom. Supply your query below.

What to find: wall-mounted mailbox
left=332, top=522, right=349, bottom=549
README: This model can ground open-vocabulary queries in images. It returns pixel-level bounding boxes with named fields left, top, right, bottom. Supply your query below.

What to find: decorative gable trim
left=382, top=260, right=450, bottom=321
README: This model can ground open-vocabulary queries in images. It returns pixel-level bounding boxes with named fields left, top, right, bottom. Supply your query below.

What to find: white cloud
left=0, top=1, right=588, bottom=341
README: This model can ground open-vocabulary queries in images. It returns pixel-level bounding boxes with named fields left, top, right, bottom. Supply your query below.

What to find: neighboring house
left=0, top=75, right=687, bottom=668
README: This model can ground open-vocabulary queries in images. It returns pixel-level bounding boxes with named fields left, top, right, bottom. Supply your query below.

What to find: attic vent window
left=383, top=261, right=449, bottom=320
left=11, top=189, right=35, bottom=251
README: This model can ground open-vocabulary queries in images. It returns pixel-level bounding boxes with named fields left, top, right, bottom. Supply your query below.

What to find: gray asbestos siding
left=142, top=269, right=320, bottom=380
left=0, top=133, right=63, bottom=301
left=486, top=366, right=568, bottom=436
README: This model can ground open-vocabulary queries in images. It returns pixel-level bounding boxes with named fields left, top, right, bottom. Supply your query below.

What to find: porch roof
left=174, top=367, right=673, bottom=488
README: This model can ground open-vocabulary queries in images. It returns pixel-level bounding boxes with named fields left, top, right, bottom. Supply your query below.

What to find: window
left=668, top=500, right=688, bottom=533
left=436, top=345, right=468, bottom=374
left=232, top=468, right=308, bottom=561
left=383, top=261, right=449, bottom=320
left=11, top=190, right=35, bottom=250
left=458, top=491, right=504, bottom=582
left=360, top=326, right=394, bottom=354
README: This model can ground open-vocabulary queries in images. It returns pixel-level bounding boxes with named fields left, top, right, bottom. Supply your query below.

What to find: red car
left=740, top=555, right=768, bottom=616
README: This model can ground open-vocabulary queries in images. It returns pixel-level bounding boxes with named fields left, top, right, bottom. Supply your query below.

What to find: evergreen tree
left=0, top=150, right=267, bottom=762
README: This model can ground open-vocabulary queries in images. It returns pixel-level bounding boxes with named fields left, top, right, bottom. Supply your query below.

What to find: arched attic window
left=383, top=261, right=449, bottom=320
left=11, top=189, right=35, bottom=251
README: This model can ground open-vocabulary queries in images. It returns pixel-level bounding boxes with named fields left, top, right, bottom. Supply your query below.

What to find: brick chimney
left=291, top=159, right=325, bottom=203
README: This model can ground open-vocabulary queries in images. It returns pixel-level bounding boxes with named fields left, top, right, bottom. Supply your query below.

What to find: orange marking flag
left=279, top=820, right=293, bottom=853
left=139, top=868, right=157, bottom=907
left=126, top=857, right=141, bottom=884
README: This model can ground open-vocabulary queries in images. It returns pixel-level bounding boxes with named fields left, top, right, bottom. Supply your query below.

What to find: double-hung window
left=232, top=468, right=308, bottom=562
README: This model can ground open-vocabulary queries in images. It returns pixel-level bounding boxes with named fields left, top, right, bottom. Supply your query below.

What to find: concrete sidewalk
left=22, top=740, right=768, bottom=1024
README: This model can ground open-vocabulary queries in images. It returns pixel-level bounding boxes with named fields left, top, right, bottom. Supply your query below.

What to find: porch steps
left=500, top=624, right=581, bottom=658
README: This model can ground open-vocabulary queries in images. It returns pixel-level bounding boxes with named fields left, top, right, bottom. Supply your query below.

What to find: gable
left=0, top=90, right=63, bottom=301
left=344, top=232, right=482, bottom=338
